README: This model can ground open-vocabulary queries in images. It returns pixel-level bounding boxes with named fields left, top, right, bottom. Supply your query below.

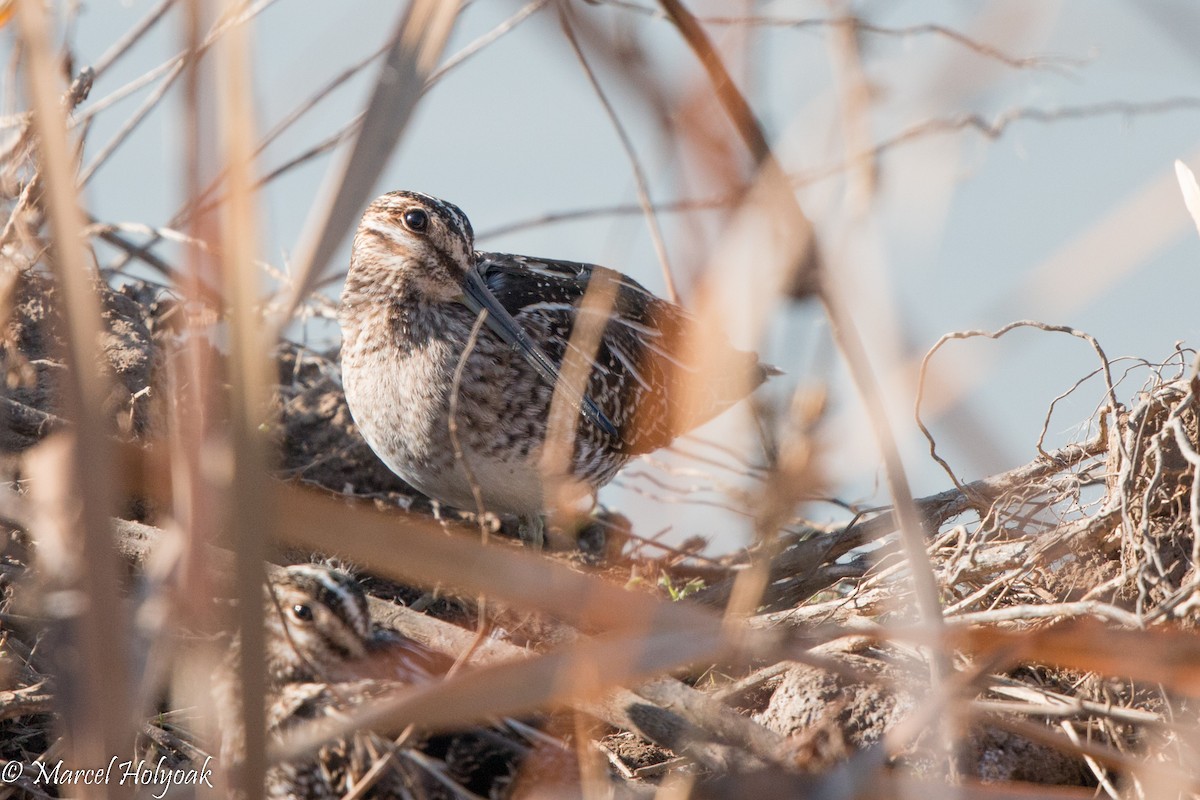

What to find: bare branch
left=600, top=1, right=1084, bottom=73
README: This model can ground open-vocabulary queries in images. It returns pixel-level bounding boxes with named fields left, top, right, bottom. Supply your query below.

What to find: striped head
left=350, top=190, right=476, bottom=302
left=264, top=564, right=373, bottom=685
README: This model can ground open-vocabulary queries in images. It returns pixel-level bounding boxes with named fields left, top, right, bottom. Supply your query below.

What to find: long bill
left=461, top=269, right=618, bottom=440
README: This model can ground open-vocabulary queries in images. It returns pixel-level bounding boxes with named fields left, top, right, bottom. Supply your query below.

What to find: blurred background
left=14, top=0, right=1200, bottom=551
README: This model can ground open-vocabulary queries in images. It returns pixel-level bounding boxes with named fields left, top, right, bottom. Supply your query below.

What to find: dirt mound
left=0, top=271, right=160, bottom=451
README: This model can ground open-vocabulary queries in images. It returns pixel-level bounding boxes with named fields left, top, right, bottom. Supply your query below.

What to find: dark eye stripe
left=317, top=630, right=356, bottom=663
left=283, top=565, right=371, bottom=640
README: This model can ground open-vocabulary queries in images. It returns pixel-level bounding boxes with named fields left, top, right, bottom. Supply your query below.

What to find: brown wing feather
left=477, top=253, right=773, bottom=455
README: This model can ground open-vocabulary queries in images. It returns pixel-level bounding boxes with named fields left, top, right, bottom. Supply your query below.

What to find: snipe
left=217, top=564, right=436, bottom=797
left=339, top=191, right=776, bottom=544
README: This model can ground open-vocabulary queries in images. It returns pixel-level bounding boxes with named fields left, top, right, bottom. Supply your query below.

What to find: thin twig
left=90, top=0, right=177, bottom=79
left=447, top=309, right=493, bottom=668
left=601, top=1, right=1084, bottom=73
left=915, top=321, right=1122, bottom=495
left=559, top=4, right=679, bottom=303
left=79, top=0, right=285, bottom=185
left=447, top=310, right=491, bottom=535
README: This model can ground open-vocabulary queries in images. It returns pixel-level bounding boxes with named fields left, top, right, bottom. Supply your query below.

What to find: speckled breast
left=340, top=300, right=567, bottom=515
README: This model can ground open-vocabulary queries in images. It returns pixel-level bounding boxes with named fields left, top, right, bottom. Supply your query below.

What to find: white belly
left=342, top=343, right=548, bottom=516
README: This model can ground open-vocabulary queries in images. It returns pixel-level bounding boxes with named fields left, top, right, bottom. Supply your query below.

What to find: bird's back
left=477, top=252, right=774, bottom=456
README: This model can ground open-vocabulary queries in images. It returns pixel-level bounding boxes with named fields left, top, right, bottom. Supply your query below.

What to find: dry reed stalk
left=210, top=0, right=271, bottom=793
left=277, top=0, right=459, bottom=327
left=540, top=268, right=620, bottom=533
left=13, top=4, right=131, bottom=796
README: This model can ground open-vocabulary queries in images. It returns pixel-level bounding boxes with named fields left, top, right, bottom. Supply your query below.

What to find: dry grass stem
left=279, top=0, right=460, bottom=326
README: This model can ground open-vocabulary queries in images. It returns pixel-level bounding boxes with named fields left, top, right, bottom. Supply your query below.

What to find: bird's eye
left=403, top=208, right=429, bottom=233
left=291, top=603, right=314, bottom=622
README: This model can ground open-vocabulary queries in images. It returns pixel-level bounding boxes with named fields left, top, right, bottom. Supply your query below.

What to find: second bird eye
left=403, top=208, right=429, bottom=232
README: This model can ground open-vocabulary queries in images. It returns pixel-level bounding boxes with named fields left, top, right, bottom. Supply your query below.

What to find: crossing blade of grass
left=949, top=619, right=1200, bottom=694
left=271, top=617, right=728, bottom=766
left=271, top=484, right=803, bottom=648
left=277, top=0, right=459, bottom=327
